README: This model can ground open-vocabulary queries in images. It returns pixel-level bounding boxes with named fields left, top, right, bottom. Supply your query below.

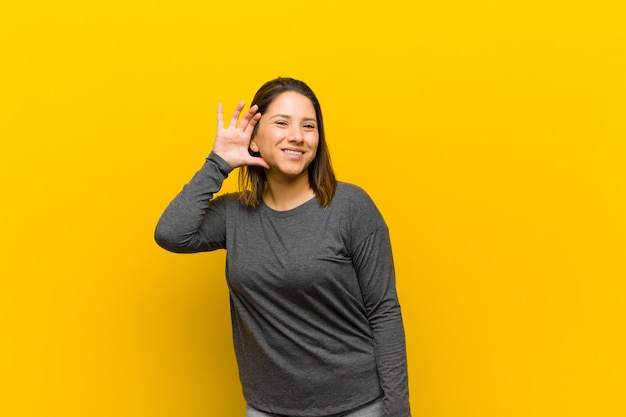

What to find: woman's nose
left=287, top=126, right=304, bottom=142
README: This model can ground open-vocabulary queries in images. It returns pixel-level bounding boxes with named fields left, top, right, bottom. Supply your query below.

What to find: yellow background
left=1, top=1, right=624, bottom=416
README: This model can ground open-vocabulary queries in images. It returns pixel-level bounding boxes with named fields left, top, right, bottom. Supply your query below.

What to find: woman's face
left=250, top=91, right=319, bottom=180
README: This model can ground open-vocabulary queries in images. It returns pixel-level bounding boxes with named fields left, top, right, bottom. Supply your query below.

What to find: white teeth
left=284, top=150, right=303, bottom=155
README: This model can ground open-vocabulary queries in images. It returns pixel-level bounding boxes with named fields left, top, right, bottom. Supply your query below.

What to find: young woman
left=155, top=77, right=411, bottom=417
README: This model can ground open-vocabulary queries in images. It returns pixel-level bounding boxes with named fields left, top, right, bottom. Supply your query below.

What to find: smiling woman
left=249, top=91, right=320, bottom=209
left=154, top=77, right=411, bottom=417
left=240, top=77, right=336, bottom=210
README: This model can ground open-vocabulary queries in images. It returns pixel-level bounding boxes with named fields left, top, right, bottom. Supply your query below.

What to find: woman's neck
left=263, top=175, right=315, bottom=211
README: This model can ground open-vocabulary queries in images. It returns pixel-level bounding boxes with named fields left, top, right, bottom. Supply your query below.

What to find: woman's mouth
left=283, top=149, right=304, bottom=156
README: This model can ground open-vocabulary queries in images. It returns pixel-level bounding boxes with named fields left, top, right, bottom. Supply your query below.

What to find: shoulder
left=332, top=182, right=385, bottom=225
left=334, top=182, right=375, bottom=204
left=210, top=191, right=245, bottom=208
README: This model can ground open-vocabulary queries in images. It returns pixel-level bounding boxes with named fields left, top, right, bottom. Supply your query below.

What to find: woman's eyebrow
left=269, top=114, right=316, bottom=121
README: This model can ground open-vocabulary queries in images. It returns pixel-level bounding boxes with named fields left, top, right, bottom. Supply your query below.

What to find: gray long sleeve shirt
left=155, top=153, right=410, bottom=417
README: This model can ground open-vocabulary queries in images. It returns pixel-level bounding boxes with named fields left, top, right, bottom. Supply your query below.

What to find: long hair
left=238, top=77, right=337, bottom=207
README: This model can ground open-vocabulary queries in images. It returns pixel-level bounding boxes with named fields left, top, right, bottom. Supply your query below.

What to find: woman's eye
left=276, top=121, right=287, bottom=126
left=304, top=124, right=316, bottom=129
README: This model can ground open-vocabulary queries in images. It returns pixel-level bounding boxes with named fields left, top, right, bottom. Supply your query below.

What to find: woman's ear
left=248, top=140, right=261, bottom=157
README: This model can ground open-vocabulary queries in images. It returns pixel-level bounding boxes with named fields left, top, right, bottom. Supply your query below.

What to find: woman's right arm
left=154, top=152, right=233, bottom=253
left=154, top=101, right=269, bottom=253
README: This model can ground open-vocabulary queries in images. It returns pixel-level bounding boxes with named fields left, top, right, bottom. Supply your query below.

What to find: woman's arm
left=154, top=152, right=233, bottom=253
left=352, top=226, right=411, bottom=417
left=346, top=186, right=410, bottom=416
left=155, top=101, right=268, bottom=253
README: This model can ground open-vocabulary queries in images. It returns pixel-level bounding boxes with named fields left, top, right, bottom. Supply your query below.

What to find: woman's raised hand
left=212, top=101, right=269, bottom=169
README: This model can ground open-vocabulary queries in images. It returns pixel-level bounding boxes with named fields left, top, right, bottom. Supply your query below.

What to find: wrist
left=206, top=152, right=234, bottom=176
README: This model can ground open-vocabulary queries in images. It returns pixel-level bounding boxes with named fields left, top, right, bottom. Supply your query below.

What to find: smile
left=283, top=149, right=304, bottom=156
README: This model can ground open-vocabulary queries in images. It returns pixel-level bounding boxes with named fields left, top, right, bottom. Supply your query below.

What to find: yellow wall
left=1, top=1, right=624, bottom=416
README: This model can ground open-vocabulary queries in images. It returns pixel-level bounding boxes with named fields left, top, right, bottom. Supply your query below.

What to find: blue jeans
left=245, top=397, right=383, bottom=417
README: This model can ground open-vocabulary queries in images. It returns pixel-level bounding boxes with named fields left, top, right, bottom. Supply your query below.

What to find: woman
left=155, top=77, right=411, bottom=417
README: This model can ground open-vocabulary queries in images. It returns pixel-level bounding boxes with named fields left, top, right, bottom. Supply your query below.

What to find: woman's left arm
left=352, top=225, right=411, bottom=417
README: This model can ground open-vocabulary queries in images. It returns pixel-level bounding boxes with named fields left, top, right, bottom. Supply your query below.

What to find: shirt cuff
left=206, top=152, right=234, bottom=177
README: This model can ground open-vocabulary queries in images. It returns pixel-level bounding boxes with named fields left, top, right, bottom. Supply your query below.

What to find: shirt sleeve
left=350, top=208, right=411, bottom=416
left=154, top=152, right=233, bottom=253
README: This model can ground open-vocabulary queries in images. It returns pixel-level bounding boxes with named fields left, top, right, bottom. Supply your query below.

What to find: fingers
left=216, top=103, right=224, bottom=129
left=243, top=109, right=262, bottom=133
left=218, top=101, right=261, bottom=132
left=227, top=101, right=245, bottom=129
left=239, top=104, right=261, bottom=133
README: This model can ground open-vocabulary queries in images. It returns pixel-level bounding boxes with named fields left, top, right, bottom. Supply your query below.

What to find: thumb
left=244, top=155, right=270, bottom=170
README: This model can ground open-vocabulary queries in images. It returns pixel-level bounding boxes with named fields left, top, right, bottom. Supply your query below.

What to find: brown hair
left=238, top=77, right=337, bottom=207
